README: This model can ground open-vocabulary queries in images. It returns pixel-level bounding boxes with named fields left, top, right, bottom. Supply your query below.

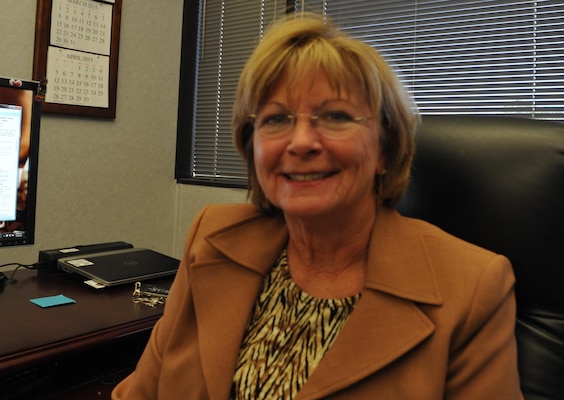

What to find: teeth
left=287, top=173, right=328, bottom=181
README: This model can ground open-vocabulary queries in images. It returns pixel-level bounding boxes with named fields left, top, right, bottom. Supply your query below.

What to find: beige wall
left=0, top=1, right=246, bottom=266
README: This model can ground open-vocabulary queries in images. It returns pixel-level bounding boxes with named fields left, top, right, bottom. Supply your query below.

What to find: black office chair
left=396, top=115, right=564, bottom=400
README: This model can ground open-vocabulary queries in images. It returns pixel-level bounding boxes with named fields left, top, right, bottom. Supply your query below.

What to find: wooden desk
left=0, top=268, right=172, bottom=399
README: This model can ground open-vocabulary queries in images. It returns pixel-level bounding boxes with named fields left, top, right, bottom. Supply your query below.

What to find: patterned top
left=231, top=249, right=361, bottom=399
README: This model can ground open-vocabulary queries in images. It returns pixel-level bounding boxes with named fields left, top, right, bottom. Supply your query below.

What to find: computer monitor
left=0, top=76, right=43, bottom=247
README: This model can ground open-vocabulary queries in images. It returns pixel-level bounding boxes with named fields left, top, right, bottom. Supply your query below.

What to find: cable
left=0, top=262, right=42, bottom=284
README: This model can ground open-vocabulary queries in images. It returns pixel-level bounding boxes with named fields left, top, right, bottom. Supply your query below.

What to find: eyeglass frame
left=247, top=107, right=374, bottom=139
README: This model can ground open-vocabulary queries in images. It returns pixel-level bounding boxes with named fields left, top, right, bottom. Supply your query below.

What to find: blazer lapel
left=296, top=290, right=435, bottom=399
left=190, top=262, right=264, bottom=400
left=189, top=212, right=288, bottom=400
left=297, top=209, right=443, bottom=399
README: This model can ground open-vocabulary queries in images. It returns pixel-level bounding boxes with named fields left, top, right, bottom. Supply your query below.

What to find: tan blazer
left=112, top=204, right=523, bottom=400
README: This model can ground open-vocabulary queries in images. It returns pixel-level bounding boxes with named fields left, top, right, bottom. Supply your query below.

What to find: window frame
left=176, top=0, right=564, bottom=187
left=175, top=0, right=293, bottom=188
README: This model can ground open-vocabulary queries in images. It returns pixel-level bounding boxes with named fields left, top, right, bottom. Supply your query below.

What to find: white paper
left=46, top=47, right=110, bottom=108
left=50, top=0, right=113, bottom=56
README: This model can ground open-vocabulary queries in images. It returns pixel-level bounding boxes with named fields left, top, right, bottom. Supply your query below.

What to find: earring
left=377, top=169, right=387, bottom=205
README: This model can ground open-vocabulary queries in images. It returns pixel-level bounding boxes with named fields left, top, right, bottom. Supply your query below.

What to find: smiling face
left=252, top=70, right=385, bottom=221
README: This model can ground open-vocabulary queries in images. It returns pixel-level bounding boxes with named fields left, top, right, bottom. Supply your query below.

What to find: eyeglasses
left=248, top=105, right=373, bottom=139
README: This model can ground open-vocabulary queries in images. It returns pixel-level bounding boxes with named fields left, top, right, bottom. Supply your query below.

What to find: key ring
left=132, top=281, right=168, bottom=307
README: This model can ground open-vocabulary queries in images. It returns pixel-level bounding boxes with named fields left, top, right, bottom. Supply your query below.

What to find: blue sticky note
left=30, top=294, right=76, bottom=308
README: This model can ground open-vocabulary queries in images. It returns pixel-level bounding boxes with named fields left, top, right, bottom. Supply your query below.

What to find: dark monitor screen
left=0, top=77, right=43, bottom=247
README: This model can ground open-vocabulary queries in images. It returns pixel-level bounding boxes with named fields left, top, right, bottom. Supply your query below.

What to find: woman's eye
left=319, top=110, right=354, bottom=123
left=260, top=113, right=292, bottom=126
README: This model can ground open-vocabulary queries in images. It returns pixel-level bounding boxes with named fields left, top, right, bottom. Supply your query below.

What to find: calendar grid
left=33, top=0, right=122, bottom=118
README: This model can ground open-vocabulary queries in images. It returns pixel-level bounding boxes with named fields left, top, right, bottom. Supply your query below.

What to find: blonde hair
left=233, top=13, right=419, bottom=212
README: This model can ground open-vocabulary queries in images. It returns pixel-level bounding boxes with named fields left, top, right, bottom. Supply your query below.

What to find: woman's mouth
left=285, top=172, right=335, bottom=181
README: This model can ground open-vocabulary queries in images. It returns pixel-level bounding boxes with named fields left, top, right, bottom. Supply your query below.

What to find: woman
left=112, top=13, right=522, bottom=399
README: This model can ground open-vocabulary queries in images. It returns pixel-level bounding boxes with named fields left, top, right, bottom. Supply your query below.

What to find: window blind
left=176, top=0, right=286, bottom=186
left=307, top=0, right=564, bottom=119
left=176, top=0, right=564, bottom=186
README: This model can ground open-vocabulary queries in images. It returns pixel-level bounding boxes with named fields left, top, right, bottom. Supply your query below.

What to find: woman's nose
left=287, top=116, right=323, bottom=155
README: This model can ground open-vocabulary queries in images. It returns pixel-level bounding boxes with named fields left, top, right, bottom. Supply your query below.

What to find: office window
left=176, top=0, right=564, bottom=187
left=175, top=0, right=287, bottom=187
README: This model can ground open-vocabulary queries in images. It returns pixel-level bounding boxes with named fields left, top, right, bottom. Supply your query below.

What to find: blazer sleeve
left=111, top=206, right=209, bottom=400
left=445, top=254, right=523, bottom=400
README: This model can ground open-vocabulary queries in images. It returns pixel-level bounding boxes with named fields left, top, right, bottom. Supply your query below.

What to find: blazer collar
left=206, top=207, right=443, bottom=305
left=365, top=208, right=443, bottom=305
left=205, top=210, right=288, bottom=275
left=194, top=207, right=442, bottom=400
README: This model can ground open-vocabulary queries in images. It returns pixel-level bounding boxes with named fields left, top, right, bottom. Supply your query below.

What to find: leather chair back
left=397, top=115, right=564, bottom=400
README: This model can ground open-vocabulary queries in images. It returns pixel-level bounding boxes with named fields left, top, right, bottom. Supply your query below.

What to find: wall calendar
left=33, top=0, right=122, bottom=118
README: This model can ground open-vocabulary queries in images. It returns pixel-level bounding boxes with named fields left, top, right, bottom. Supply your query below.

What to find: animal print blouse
left=231, top=249, right=361, bottom=399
